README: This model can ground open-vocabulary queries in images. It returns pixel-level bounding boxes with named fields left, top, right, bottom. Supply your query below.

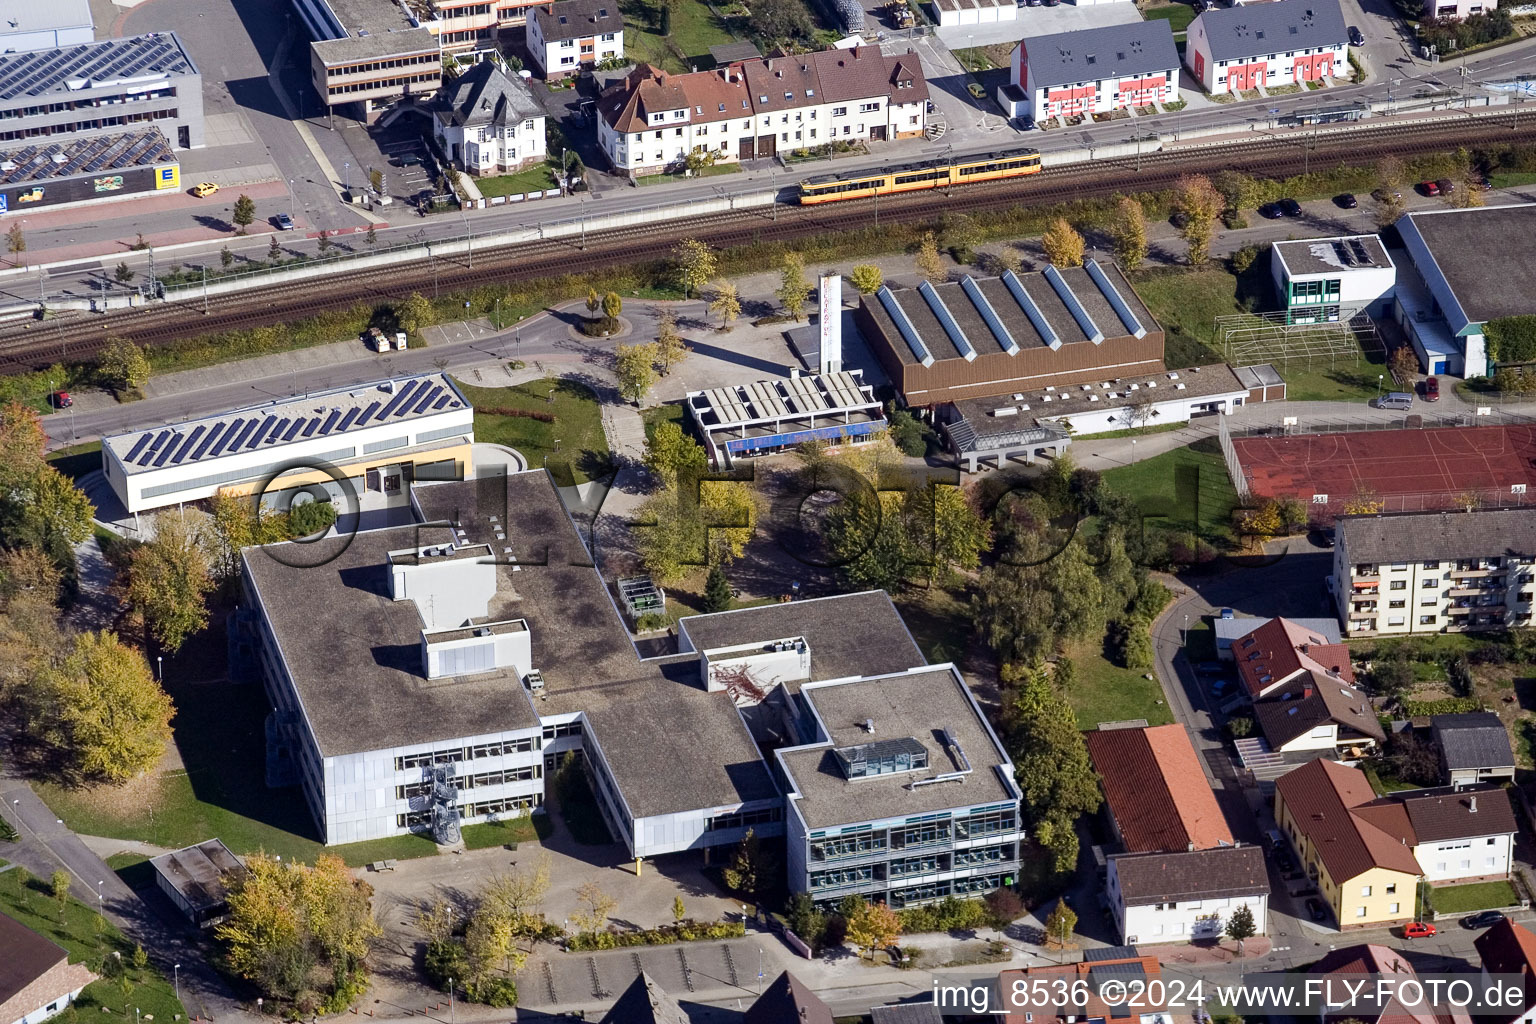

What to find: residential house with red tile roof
left=596, top=48, right=928, bottom=176
left=1475, top=918, right=1536, bottom=1024
left=1275, top=760, right=1518, bottom=928
left=1000, top=951, right=1193, bottom=1024
left=1315, top=944, right=1473, bottom=1024
left=1233, top=616, right=1356, bottom=700
left=1086, top=724, right=1269, bottom=945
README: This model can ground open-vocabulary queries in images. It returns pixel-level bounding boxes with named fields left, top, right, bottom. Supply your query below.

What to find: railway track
left=1, top=111, right=1529, bottom=372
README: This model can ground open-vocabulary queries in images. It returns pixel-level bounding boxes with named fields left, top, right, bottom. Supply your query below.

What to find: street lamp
left=173, top=964, right=180, bottom=1006
left=1130, top=438, right=1137, bottom=464
left=156, top=655, right=162, bottom=682
left=1377, top=373, right=1384, bottom=400
left=448, top=978, right=455, bottom=1024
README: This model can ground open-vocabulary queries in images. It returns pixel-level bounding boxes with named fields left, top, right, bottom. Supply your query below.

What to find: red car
left=1423, top=376, right=1440, bottom=402
left=1404, top=921, right=1437, bottom=939
left=52, top=391, right=72, bottom=408
left=1419, top=180, right=1441, bottom=197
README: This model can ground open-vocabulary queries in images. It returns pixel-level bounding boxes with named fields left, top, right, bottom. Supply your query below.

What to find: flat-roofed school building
left=101, top=373, right=474, bottom=515
left=685, top=370, right=886, bottom=467
left=292, top=0, right=441, bottom=120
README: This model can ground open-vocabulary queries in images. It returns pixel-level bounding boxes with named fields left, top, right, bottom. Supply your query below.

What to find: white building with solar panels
left=684, top=370, right=886, bottom=468
left=101, top=374, right=475, bottom=516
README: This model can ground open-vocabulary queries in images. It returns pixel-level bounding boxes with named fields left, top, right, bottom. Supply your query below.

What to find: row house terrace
left=597, top=48, right=928, bottom=176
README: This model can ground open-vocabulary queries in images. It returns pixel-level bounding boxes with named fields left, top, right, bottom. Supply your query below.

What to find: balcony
left=1352, top=602, right=1379, bottom=613
left=1350, top=589, right=1380, bottom=601
left=1447, top=606, right=1472, bottom=616
left=1450, top=567, right=1503, bottom=579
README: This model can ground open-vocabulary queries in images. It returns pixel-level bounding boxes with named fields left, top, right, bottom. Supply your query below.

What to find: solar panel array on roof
left=319, top=409, right=341, bottom=434
left=124, top=434, right=151, bottom=463
left=1000, top=270, right=1060, bottom=350
left=337, top=408, right=360, bottom=432
left=1085, top=261, right=1146, bottom=339
left=0, top=129, right=174, bottom=186
left=169, top=425, right=204, bottom=465
left=959, top=276, right=1019, bottom=356
left=876, top=286, right=934, bottom=367
left=190, top=424, right=221, bottom=461
left=209, top=419, right=242, bottom=457
left=1044, top=265, right=1104, bottom=344
left=1083, top=945, right=1143, bottom=963
left=0, top=34, right=194, bottom=102
left=918, top=280, right=975, bottom=363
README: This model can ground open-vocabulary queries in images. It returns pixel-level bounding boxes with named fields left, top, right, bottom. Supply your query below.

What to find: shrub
left=984, top=887, right=1025, bottom=928
left=565, top=920, right=745, bottom=950
left=888, top=408, right=927, bottom=457
left=1230, top=244, right=1263, bottom=274
left=1402, top=697, right=1483, bottom=716
left=1226, top=715, right=1254, bottom=739
left=478, top=405, right=555, bottom=422
left=896, top=895, right=991, bottom=933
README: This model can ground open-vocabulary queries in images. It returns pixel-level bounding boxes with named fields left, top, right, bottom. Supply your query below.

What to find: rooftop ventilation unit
left=524, top=668, right=545, bottom=693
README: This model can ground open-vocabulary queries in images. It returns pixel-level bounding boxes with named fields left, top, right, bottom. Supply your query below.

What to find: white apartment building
left=775, top=666, right=1023, bottom=910
left=1397, top=787, right=1518, bottom=884
left=1334, top=508, right=1536, bottom=636
left=1107, top=847, right=1269, bottom=945
left=1006, top=21, right=1179, bottom=121
left=432, top=62, right=546, bottom=174
left=597, top=48, right=927, bottom=175
left=1270, top=235, right=1396, bottom=324
left=1186, top=0, right=1347, bottom=95
left=527, top=0, right=623, bottom=78
left=100, top=374, right=474, bottom=516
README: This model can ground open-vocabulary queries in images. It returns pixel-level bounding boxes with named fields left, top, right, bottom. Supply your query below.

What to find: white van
left=1378, top=392, right=1414, bottom=410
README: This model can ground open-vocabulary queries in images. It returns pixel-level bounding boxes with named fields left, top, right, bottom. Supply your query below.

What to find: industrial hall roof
left=862, top=262, right=1157, bottom=368
left=0, top=32, right=195, bottom=103
left=1084, top=723, right=1233, bottom=854
left=1017, top=20, right=1179, bottom=90
left=1193, top=0, right=1348, bottom=63
left=1337, top=507, right=1536, bottom=567
left=1399, top=205, right=1536, bottom=327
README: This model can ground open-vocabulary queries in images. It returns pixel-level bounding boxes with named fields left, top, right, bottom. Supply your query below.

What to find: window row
left=704, top=807, right=782, bottom=832
left=395, top=735, right=541, bottom=770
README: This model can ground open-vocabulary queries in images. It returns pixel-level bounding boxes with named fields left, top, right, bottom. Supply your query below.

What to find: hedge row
left=564, top=919, right=746, bottom=951
left=1401, top=697, right=1484, bottom=716
left=477, top=406, right=555, bottom=422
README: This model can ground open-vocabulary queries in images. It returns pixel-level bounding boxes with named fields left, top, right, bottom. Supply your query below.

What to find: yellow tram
left=796, top=148, right=1042, bottom=204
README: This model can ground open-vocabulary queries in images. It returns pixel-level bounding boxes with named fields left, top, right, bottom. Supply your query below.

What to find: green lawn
left=1144, top=1, right=1198, bottom=33
left=1432, top=880, right=1519, bottom=914
left=453, top=376, right=610, bottom=486
left=642, top=402, right=686, bottom=444
left=1071, top=420, right=1189, bottom=442
left=37, top=673, right=440, bottom=868
left=637, top=164, right=742, bottom=186
left=1101, top=438, right=1240, bottom=547
left=0, top=868, right=187, bottom=1023
left=474, top=164, right=559, bottom=198
left=621, top=0, right=736, bottom=73
left=1127, top=267, right=1245, bottom=369
left=1269, top=357, right=1388, bottom=402
left=1491, top=171, right=1536, bottom=189
left=48, top=440, right=102, bottom=481
left=460, top=813, right=553, bottom=850
left=1067, top=637, right=1174, bottom=730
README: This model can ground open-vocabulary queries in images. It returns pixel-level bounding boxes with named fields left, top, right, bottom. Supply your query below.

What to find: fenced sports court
left=1223, top=419, right=1536, bottom=517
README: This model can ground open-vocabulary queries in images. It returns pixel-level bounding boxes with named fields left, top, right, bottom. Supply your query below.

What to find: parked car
left=1334, top=193, right=1358, bottom=209
left=51, top=391, right=72, bottom=408
left=273, top=212, right=295, bottom=230
left=1372, top=186, right=1403, bottom=202
left=1259, top=203, right=1283, bottom=219
left=1423, top=375, right=1440, bottom=401
left=1348, top=25, right=1366, bottom=45
left=1463, top=910, right=1507, bottom=930
left=1276, top=850, right=1297, bottom=874
left=191, top=181, right=219, bottom=198
left=1404, top=921, right=1437, bottom=939
left=1418, top=180, right=1441, bottom=196
left=1278, top=198, right=1302, bottom=216
left=1306, top=897, right=1329, bottom=922
left=1436, top=178, right=1456, bottom=195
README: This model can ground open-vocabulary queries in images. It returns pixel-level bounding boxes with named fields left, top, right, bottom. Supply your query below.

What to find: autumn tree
left=636, top=478, right=757, bottom=582
left=1044, top=900, right=1077, bottom=948
left=1007, top=669, right=1103, bottom=873
left=826, top=483, right=990, bottom=592
left=915, top=231, right=945, bottom=282
left=1111, top=196, right=1148, bottom=270
left=218, top=853, right=379, bottom=1009
left=672, top=895, right=687, bottom=923
left=844, top=900, right=901, bottom=960
left=1041, top=218, right=1085, bottom=267
left=614, top=341, right=659, bottom=405
left=1376, top=154, right=1407, bottom=196
left=127, top=512, right=215, bottom=653
left=1, top=465, right=94, bottom=560
left=395, top=292, right=436, bottom=339
left=721, top=828, right=777, bottom=898
left=643, top=420, right=706, bottom=486
left=778, top=251, right=811, bottom=320
left=655, top=307, right=688, bottom=376
left=570, top=881, right=616, bottom=933
left=98, top=337, right=151, bottom=393
left=672, top=238, right=716, bottom=298
left=39, top=631, right=175, bottom=782
left=0, top=546, right=63, bottom=610
left=1375, top=192, right=1407, bottom=230
left=6, top=223, right=24, bottom=263
left=849, top=264, right=884, bottom=294
left=1175, top=174, right=1223, bottom=265
left=1342, top=492, right=1385, bottom=515
left=586, top=287, right=601, bottom=316
left=0, top=401, right=47, bottom=481
left=231, top=194, right=256, bottom=235
left=51, top=870, right=70, bottom=918
left=207, top=491, right=290, bottom=579
left=602, top=291, right=623, bottom=321
left=708, top=280, right=740, bottom=329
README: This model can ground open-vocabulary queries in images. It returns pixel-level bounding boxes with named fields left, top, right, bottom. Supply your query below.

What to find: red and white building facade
left=1186, top=0, right=1348, bottom=95
left=1005, top=21, right=1179, bottom=121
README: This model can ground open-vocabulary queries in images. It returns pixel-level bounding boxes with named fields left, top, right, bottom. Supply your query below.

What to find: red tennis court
left=1233, top=424, right=1536, bottom=509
